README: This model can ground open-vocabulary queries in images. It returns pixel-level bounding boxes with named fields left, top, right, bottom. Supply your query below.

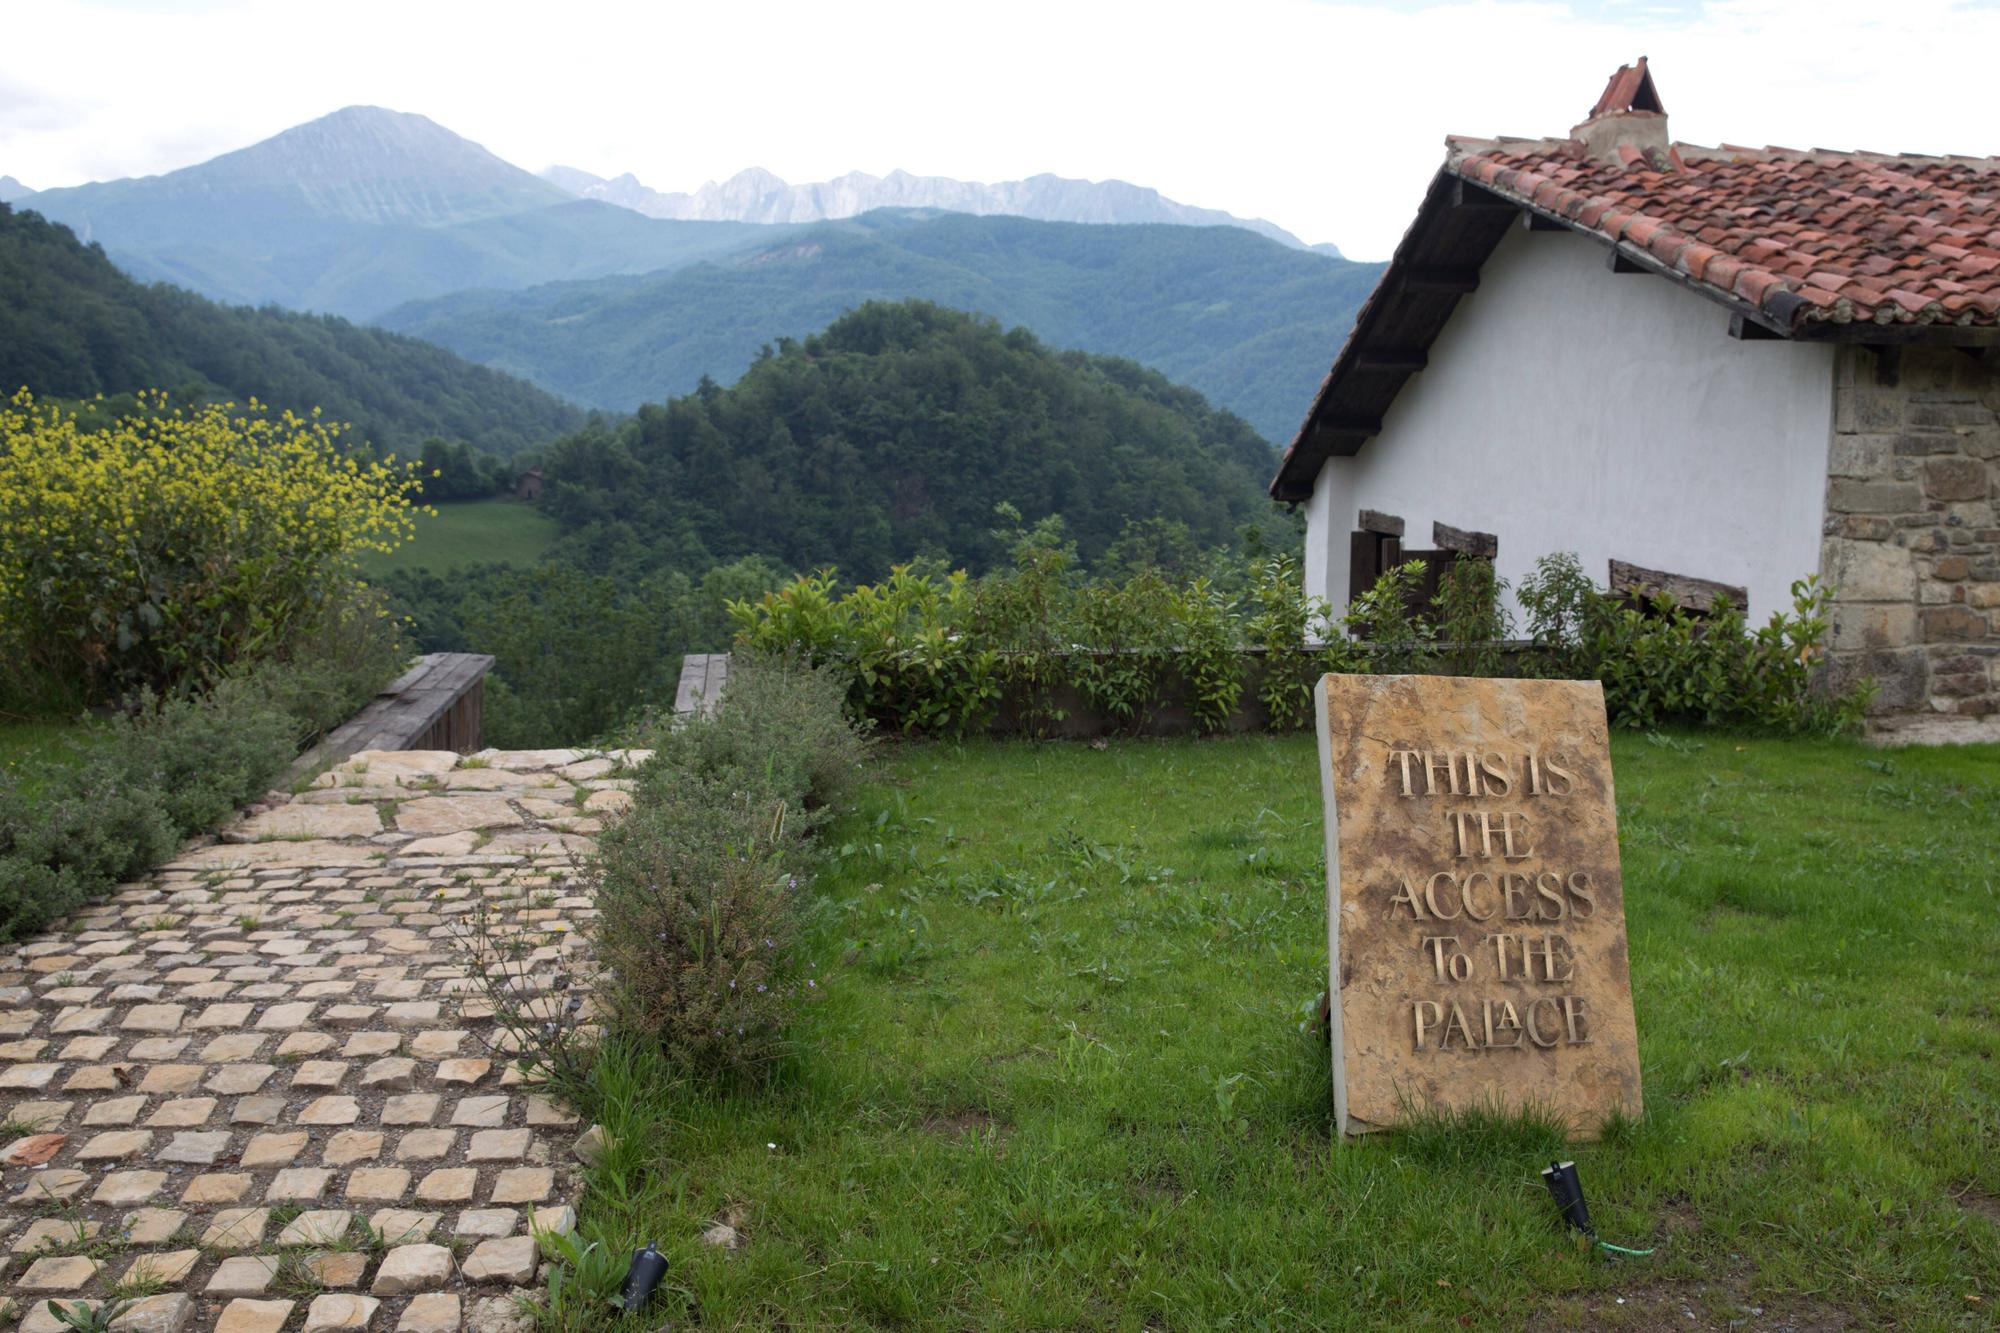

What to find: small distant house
left=1273, top=59, right=2000, bottom=740
left=515, top=467, right=544, bottom=503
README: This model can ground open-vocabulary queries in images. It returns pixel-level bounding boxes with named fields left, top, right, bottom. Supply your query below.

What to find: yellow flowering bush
left=0, top=389, right=424, bottom=702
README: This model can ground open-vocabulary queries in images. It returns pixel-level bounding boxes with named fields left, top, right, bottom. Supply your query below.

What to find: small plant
left=42, top=1298, right=132, bottom=1333
left=1433, top=557, right=1512, bottom=678
left=235, top=914, right=261, bottom=932
left=105, top=1270, right=168, bottom=1301
left=533, top=1229, right=630, bottom=1320
left=1344, top=560, right=1436, bottom=675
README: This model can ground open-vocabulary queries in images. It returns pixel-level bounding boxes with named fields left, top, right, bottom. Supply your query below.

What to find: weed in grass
left=270, top=1251, right=327, bottom=1299
left=103, top=1271, right=168, bottom=1302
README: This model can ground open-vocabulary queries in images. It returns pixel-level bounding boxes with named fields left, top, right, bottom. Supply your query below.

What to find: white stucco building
left=1271, top=60, right=2000, bottom=736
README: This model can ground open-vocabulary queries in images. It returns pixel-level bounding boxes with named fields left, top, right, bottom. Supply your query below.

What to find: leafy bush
left=1434, top=558, right=1513, bottom=678
left=1065, top=571, right=1178, bottom=732
left=1244, top=553, right=1355, bottom=732
left=1581, top=577, right=1866, bottom=735
left=590, top=660, right=866, bottom=1075
left=1174, top=578, right=1245, bottom=734
left=730, top=546, right=1867, bottom=740
left=1514, top=553, right=1867, bottom=734
left=0, top=390, right=422, bottom=706
left=1516, top=551, right=1597, bottom=678
left=0, top=624, right=407, bottom=942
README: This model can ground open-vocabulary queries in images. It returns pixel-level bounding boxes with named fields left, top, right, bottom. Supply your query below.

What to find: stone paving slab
left=0, top=746, right=641, bottom=1331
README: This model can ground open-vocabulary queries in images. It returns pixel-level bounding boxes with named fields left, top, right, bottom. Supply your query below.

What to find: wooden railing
left=289, top=652, right=495, bottom=780
left=674, top=653, right=731, bottom=720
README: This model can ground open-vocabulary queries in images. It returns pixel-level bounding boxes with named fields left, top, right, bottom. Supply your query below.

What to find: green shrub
left=1066, top=571, right=1178, bottom=732
left=1345, top=560, right=1437, bottom=675
left=729, top=548, right=1865, bottom=739
left=1245, top=553, right=1354, bottom=731
left=1579, top=576, right=1866, bottom=735
left=1516, top=551, right=1596, bottom=677
left=591, top=660, right=866, bottom=1075
left=0, top=625, right=407, bottom=941
left=0, top=391, right=421, bottom=707
left=1173, top=577, right=1244, bottom=734
left=1434, top=558, right=1513, bottom=677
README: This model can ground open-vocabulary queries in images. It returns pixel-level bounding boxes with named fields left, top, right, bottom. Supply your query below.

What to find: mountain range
left=378, top=209, right=1380, bottom=445
left=0, top=176, right=32, bottom=203
left=11, top=105, right=1380, bottom=443
left=540, top=163, right=1344, bottom=258
left=20, top=108, right=774, bottom=318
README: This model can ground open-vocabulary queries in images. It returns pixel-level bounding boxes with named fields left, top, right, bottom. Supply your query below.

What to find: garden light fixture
left=620, top=1241, right=668, bottom=1311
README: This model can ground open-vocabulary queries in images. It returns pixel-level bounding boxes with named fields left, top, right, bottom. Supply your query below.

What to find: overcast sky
left=3, top=0, right=1994, bottom=259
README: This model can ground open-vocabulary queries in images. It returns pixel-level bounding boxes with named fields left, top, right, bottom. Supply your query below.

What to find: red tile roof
left=1270, top=59, right=2000, bottom=501
left=1448, top=139, right=2000, bottom=330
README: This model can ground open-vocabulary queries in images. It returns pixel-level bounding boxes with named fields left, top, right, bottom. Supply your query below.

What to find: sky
left=3, top=0, right=1997, bottom=259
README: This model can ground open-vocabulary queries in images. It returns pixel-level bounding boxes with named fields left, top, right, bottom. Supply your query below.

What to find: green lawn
left=361, top=497, right=559, bottom=576
left=568, top=732, right=2000, bottom=1331
left=0, top=716, right=101, bottom=807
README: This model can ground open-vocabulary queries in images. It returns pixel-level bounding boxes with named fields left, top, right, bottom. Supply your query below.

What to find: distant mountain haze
left=22, top=107, right=777, bottom=318
left=32, top=107, right=566, bottom=230
left=13, top=103, right=1377, bottom=442
left=542, top=163, right=1343, bottom=257
left=379, top=209, right=1383, bottom=445
left=0, top=176, right=33, bottom=203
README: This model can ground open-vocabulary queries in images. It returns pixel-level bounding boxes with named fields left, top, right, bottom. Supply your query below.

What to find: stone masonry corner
left=1821, top=344, right=2000, bottom=740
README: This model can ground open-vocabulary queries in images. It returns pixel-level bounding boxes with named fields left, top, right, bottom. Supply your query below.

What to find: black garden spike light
left=620, top=1241, right=669, bottom=1312
left=1542, top=1160, right=1654, bottom=1258
left=1542, top=1160, right=1592, bottom=1236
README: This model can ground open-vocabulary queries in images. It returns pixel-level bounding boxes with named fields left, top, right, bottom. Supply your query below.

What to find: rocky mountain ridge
left=29, top=106, right=568, bottom=232
left=542, top=163, right=1341, bottom=256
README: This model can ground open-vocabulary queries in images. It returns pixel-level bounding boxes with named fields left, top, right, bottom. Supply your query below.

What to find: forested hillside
left=0, top=203, right=583, bottom=456
left=533, top=299, right=1282, bottom=577
left=377, top=210, right=1384, bottom=445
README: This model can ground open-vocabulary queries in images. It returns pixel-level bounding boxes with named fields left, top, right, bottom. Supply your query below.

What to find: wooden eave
left=1269, top=169, right=1518, bottom=502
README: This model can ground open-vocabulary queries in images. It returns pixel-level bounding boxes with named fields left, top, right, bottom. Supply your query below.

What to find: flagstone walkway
left=0, top=746, right=639, bottom=1333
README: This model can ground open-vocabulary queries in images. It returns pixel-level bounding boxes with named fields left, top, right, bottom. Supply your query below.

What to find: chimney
left=1571, top=57, right=1671, bottom=167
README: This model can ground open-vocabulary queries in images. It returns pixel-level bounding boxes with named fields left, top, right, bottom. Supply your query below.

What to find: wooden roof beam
left=1402, top=269, right=1480, bottom=293
left=1353, top=349, right=1428, bottom=373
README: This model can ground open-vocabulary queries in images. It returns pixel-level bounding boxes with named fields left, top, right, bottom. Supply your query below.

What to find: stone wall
left=1821, top=344, right=2000, bottom=740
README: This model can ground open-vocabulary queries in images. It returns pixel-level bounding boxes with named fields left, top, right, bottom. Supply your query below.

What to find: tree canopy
left=536, top=299, right=1284, bottom=578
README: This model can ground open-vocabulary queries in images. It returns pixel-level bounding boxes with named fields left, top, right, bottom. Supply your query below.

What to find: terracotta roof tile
left=1447, top=140, right=2000, bottom=328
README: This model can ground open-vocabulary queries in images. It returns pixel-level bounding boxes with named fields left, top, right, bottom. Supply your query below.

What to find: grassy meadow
left=0, top=716, right=101, bottom=808
left=565, top=731, right=2000, bottom=1331
left=360, top=497, right=559, bottom=576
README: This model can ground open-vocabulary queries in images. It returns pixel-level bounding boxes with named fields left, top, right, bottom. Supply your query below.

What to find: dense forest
left=378, top=210, right=1383, bottom=445
left=0, top=202, right=584, bottom=456
left=529, top=299, right=1285, bottom=578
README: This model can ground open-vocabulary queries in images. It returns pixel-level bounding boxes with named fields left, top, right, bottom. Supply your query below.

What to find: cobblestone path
left=0, top=746, right=637, bottom=1333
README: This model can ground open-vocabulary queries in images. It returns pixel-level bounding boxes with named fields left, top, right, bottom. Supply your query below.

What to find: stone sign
left=1313, top=674, right=1642, bottom=1137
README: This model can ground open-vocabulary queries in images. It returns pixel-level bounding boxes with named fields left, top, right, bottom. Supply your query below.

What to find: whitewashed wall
left=1303, top=225, right=1836, bottom=624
